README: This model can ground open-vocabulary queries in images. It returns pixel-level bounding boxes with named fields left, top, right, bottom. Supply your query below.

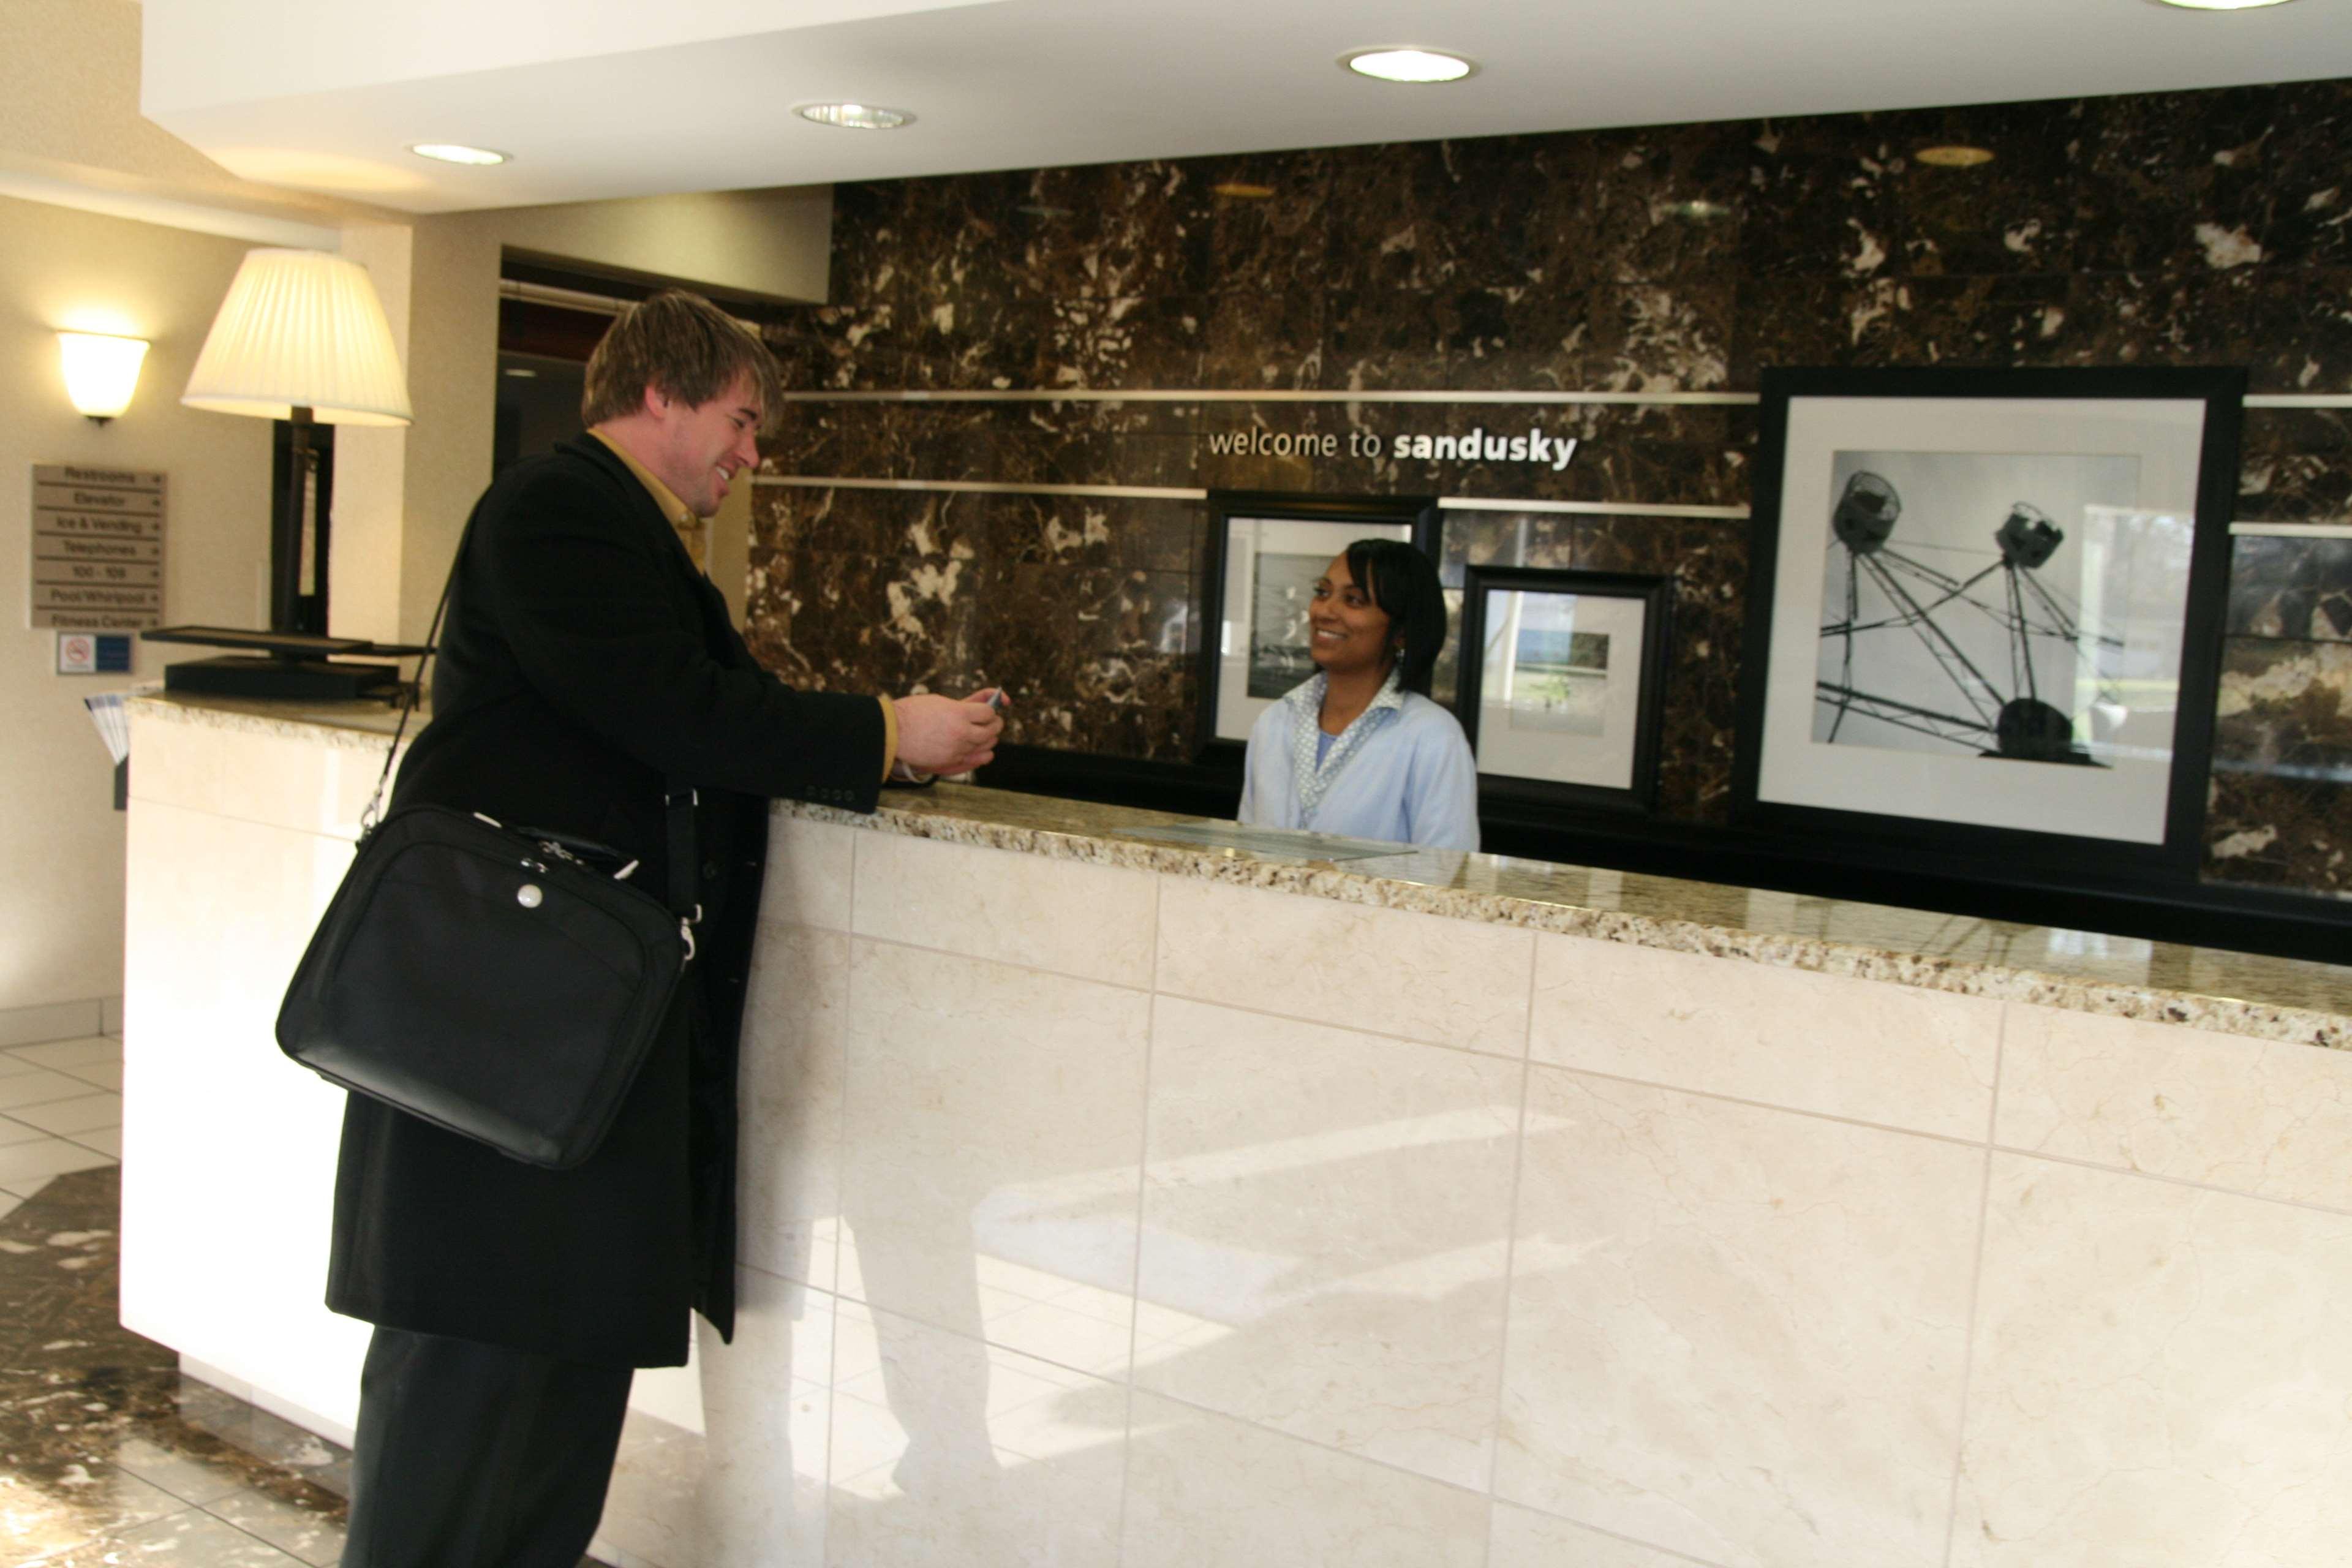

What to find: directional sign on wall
left=29, top=464, right=167, bottom=630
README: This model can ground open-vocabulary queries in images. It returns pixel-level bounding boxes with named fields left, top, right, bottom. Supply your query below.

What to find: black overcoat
left=326, top=434, right=883, bottom=1368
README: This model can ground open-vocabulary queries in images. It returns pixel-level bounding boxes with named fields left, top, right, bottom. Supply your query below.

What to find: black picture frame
left=1455, top=567, right=1673, bottom=814
left=1196, top=490, right=1440, bottom=764
left=1732, top=364, right=2247, bottom=885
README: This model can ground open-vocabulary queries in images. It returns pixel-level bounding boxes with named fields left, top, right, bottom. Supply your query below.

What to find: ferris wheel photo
left=1809, top=448, right=2186, bottom=772
left=1744, top=367, right=2239, bottom=859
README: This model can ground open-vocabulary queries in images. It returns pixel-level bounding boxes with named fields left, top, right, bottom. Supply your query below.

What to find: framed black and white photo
left=1734, top=366, right=2245, bottom=881
left=1456, top=568, right=1672, bottom=811
left=1199, top=491, right=1439, bottom=754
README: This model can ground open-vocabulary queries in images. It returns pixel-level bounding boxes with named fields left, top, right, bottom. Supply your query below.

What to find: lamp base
left=163, top=655, right=402, bottom=702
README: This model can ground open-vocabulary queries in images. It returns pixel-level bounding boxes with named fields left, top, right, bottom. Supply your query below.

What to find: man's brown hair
left=579, top=290, right=782, bottom=430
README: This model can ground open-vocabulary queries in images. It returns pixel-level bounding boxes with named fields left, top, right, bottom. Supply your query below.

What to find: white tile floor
left=0, top=1031, right=121, bottom=1203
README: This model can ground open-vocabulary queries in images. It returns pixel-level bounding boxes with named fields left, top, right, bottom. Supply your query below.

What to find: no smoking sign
left=55, top=631, right=129, bottom=675
left=57, top=633, right=97, bottom=674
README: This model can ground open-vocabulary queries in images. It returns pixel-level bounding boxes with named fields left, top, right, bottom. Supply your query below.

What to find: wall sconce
left=58, top=331, right=151, bottom=424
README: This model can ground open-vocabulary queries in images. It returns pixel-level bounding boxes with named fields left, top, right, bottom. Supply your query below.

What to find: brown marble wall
left=748, top=78, right=2352, bottom=875
left=2208, top=533, right=2352, bottom=896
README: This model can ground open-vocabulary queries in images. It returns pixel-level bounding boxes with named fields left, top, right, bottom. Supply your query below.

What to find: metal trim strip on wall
left=774, top=388, right=1755, bottom=405
left=756, top=475, right=1211, bottom=501
left=758, top=477, right=2349, bottom=530
left=753, top=474, right=1751, bottom=518
left=771, top=388, right=2352, bottom=409
left=1438, top=496, right=1748, bottom=519
left=2231, top=521, right=2352, bottom=538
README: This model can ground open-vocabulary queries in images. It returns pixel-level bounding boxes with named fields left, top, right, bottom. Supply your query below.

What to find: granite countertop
left=126, top=688, right=418, bottom=748
left=788, top=784, right=2352, bottom=1052
left=127, top=691, right=2352, bottom=1049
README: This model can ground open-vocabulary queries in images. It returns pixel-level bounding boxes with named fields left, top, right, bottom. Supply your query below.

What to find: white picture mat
left=1474, top=590, right=1648, bottom=788
left=1757, top=395, right=2206, bottom=845
left=1215, top=515, right=1414, bottom=744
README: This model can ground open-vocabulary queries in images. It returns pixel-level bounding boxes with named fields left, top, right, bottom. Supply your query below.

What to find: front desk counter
left=123, top=691, right=2352, bottom=1568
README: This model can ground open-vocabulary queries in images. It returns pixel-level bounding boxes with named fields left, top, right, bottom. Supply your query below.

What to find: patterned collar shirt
left=1238, top=669, right=1480, bottom=851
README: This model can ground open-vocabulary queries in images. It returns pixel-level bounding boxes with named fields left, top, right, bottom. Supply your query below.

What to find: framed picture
left=1199, top=491, right=1439, bottom=755
left=1733, top=365, right=2247, bottom=881
left=1455, top=568, right=1672, bottom=812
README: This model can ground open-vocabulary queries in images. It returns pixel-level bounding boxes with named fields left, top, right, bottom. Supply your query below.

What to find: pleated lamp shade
left=182, top=249, right=413, bottom=426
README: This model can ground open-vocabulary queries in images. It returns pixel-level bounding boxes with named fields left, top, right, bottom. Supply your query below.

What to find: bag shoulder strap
left=357, top=513, right=469, bottom=838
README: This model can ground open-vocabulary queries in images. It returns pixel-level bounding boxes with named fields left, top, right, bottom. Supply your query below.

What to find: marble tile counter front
left=120, top=699, right=2352, bottom=1567
left=671, top=807, right=2352, bottom=1568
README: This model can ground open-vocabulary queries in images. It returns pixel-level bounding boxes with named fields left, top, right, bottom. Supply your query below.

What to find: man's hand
left=892, top=691, right=1006, bottom=775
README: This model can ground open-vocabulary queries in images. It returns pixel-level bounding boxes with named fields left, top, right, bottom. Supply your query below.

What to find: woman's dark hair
left=1344, top=537, right=1447, bottom=696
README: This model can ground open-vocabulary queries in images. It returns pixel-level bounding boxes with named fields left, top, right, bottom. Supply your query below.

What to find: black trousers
left=341, top=1327, right=634, bottom=1568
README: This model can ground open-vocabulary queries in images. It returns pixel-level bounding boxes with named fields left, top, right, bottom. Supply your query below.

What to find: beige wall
left=493, top=187, right=831, bottom=306
left=327, top=215, right=502, bottom=646
left=0, top=196, right=273, bottom=1014
left=322, top=224, right=416, bottom=646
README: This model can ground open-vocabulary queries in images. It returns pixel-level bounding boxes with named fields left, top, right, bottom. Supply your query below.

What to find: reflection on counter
left=578, top=807, right=2352, bottom=1567
left=809, top=783, right=2352, bottom=1048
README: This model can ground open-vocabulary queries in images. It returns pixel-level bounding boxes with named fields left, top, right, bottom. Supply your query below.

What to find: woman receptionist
left=1238, top=538, right=1480, bottom=851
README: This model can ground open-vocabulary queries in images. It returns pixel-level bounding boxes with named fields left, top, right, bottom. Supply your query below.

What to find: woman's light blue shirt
left=1238, top=675, right=1480, bottom=851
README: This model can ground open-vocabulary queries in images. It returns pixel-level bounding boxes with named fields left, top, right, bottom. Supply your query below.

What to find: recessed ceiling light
left=1341, top=48, right=1476, bottom=84
left=1917, top=145, right=1996, bottom=168
left=503, top=367, right=538, bottom=378
left=409, top=143, right=510, bottom=166
left=797, top=103, right=915, bottom=130
left=2147, top=0, right=2300, bottom=9
left=1213, top=182, right=1277, bottom=200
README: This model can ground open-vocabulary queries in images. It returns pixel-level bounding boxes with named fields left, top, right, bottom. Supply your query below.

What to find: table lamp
left=153, top=249, right=421, bottom=699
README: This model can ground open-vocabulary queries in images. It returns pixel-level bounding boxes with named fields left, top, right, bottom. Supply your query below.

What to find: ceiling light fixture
left=1916, top=145, right=1996, bottom=168
left=409, top=143, right=510, bottom=166
left=2147, top=0, right=2301, bottom=9
left=797, top=103, right=915, bottom=130
left=1341, top=48, right=1476, bottom=84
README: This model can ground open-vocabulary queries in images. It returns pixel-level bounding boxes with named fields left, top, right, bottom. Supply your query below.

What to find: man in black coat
left=330, top=292, right=1001, bottom=1567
